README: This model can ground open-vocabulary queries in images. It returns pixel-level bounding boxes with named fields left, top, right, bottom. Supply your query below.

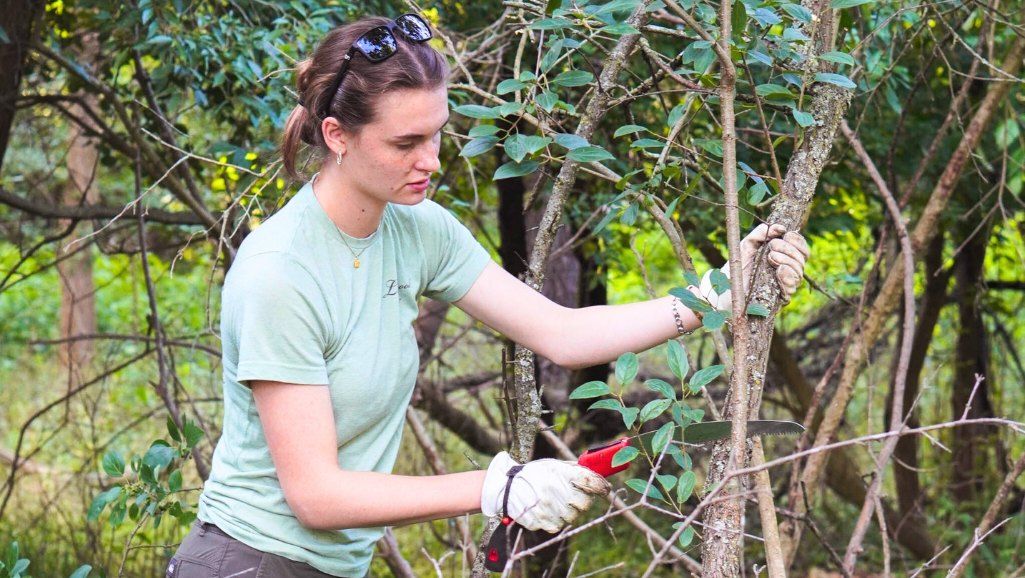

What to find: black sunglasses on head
left=318, top=13, right=433, bottom=119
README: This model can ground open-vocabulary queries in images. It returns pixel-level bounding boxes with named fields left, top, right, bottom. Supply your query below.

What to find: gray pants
left=167, top=520, right=360, bottom=578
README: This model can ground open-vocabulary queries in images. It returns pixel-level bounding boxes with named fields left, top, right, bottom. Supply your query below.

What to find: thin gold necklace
left=313, top=175, right=377, bottom=269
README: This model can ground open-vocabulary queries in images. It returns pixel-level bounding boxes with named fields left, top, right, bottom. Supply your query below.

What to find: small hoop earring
left=335, top=150, right=343, bottom=165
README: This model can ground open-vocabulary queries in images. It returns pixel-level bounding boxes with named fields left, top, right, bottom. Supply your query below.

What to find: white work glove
left=691, top=224, right=810, bottom=310
left=481, top=451, right=611, bottom=533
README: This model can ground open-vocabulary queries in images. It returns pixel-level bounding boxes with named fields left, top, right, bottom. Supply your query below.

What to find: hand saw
left=484, top=419, right=804, bottom=571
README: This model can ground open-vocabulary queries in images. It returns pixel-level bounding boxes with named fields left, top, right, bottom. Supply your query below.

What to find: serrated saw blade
left=683, top=420, right=805, bottom=444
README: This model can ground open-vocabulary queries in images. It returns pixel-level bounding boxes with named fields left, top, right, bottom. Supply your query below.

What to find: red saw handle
left=576, top=437, right=631, bottom=478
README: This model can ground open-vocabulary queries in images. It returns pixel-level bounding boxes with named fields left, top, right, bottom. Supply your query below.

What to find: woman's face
left=335, top=85, right=449, bottom=207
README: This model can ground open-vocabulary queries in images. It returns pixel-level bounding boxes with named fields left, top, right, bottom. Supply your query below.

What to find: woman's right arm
left=251, top=380, right=487, bottom=530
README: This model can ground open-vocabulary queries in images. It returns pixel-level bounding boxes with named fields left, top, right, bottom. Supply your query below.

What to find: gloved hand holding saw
left=480, top=451, right=611, bottom=533
left=692, top=223, right=811, bottom=310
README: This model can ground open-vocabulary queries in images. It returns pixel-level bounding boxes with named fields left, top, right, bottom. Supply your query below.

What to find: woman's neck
left=312, top=168, right=386, bottom=239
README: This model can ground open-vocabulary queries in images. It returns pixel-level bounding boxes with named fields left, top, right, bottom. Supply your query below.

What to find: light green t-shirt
left=197, top=177, right=491, bottom=577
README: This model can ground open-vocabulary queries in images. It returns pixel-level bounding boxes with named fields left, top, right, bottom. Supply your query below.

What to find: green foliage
left=0, top=542, right=31, bottom=578
left=88, top=418, right=205, bottom=531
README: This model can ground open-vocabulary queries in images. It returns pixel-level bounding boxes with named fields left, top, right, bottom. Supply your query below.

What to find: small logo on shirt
left=384, top=279, right=410, bottom=298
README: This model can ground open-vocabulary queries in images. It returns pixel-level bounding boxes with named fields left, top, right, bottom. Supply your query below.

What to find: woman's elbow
left=289, top=494, right=328, bottom=530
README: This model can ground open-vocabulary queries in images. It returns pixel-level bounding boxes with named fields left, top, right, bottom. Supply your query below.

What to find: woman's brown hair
left=281, top=16, right=449, bottom=180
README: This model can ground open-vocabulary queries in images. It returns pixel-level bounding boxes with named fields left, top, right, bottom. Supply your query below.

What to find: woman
left=167, top=13, right=810, bottom=578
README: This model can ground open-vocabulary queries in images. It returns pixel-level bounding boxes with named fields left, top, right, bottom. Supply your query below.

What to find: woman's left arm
left=454, top=225, right=809, bottom=370
left=455, top=262, right=693, bottom=370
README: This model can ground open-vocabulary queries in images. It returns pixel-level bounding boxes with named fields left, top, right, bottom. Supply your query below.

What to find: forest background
left=1, top=0, right=1024, bottom=576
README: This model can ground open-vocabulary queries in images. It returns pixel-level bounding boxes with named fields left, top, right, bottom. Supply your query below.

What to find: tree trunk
left=701, top=0, right=850, bottom=566
left=57, top=32, right=102, bottom=389
left=0, top=0, right=43, bottom=168
left=950, top=224, right=997, bottom=503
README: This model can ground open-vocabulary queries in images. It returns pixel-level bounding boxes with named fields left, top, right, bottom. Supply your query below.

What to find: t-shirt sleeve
left=420, top=200, right=492, bottom=303
left=228, top=253, right=331, bottom=386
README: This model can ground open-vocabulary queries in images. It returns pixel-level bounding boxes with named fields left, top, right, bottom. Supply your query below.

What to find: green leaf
left=677, top=471, right=697, bottom=502
left=611, top=445, right=640, bottom=467
left=780, top=3, right=812, bottom=22
left=678, top=526, right=696, bottom=547
left=749, top=181, right=770, bottom=204
left=652, top=422, right=676, bottom=455
left=592, top=0, right=641, bottom=15
left=820, top=50, right=856, bottom=66
left=640, top=399, right=673, bottom=423
left=167, top=416, right=181, bottom=443
left=995, top=118, right=1021, bottom=148
left=147, top=35, right=173, bottom=45
left=830, top=0, right=873, bottom=8
left=494, top=160, right=540, bottom=180
left=814, top=72, right=857, bottom=89
left=622, top=407, right=640, bottom=429
left=540, top=39, right=565, bottom=73
left=553, top=70, right=593, bottom=87
left=11, top=558, right=28, bottom=575
left=497, top=78, right=528, bottom=95
left=568, top=146, right=616, bottom=162
left=630, top=138, right=664, bottom=149
left=669, top=287, right=713, bottom=314
left=460, top=136, right=499, bottom=158
left=645, top=378, right=676, bottom=400
left=498, top=101, right=524, bottom=117
left=87, top=487, right=122, bottom=521
left=102, top=451, right=125, bottom=477
left=468, top=124, right=500, bottom=138
left=688, top=364, right=725, bottom=391
left=626, top=478, right=665, bottom=501
left=142, top=443, right=175, bottom=473
left=666, top=339, right=689, bottom=380
left=667, top=104, right=687, bottom=129
left=693, top=138, right=723, bottom=157
left=792, top=108, right=815, bottom=128
left=454, top=104, right=500, bottom=119
left=755, top=83, right=796, bottom=102
left=746, top=303, right=771, bottom=317
left=570, top=380, right=611, bottom=399
left=553, top=133, right=589, bottom=150
left=70, top=564, right=94, bottom=578
left=614, top=124, right=646, bottom=137
left=535, top=91, right=559, bottom=112
left=657, top=475, right=677, bottom=493
left=667, top=444, right=692, bottom=469
left=588, top=398, right=624, bottom=411
left=604, top=22, right=640, bottom=35
left=183, top=421, right=204, bottom=449
left=731, top=1, right=747, bottom=34
left=531, top=17, right=574, bottom=30
left=615, top=352, right=639, bottom=384
left=702, top=310, right=727, bottom=330
left=504, top=134, right=530, bottom=163
left=709, top=269, right=730, bottom=295
left=168, top=469, right=183, bottom=493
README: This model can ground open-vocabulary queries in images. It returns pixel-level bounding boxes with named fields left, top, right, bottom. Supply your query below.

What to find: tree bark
left=57, top=32, right=102, bottom=390
left=471, top=6, right=652, bottom=575
left=951, top=224, right=997, bottom=503
left=701, top=0, right=850, bottom=566
left=0, top=0, right=43, bottom=168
